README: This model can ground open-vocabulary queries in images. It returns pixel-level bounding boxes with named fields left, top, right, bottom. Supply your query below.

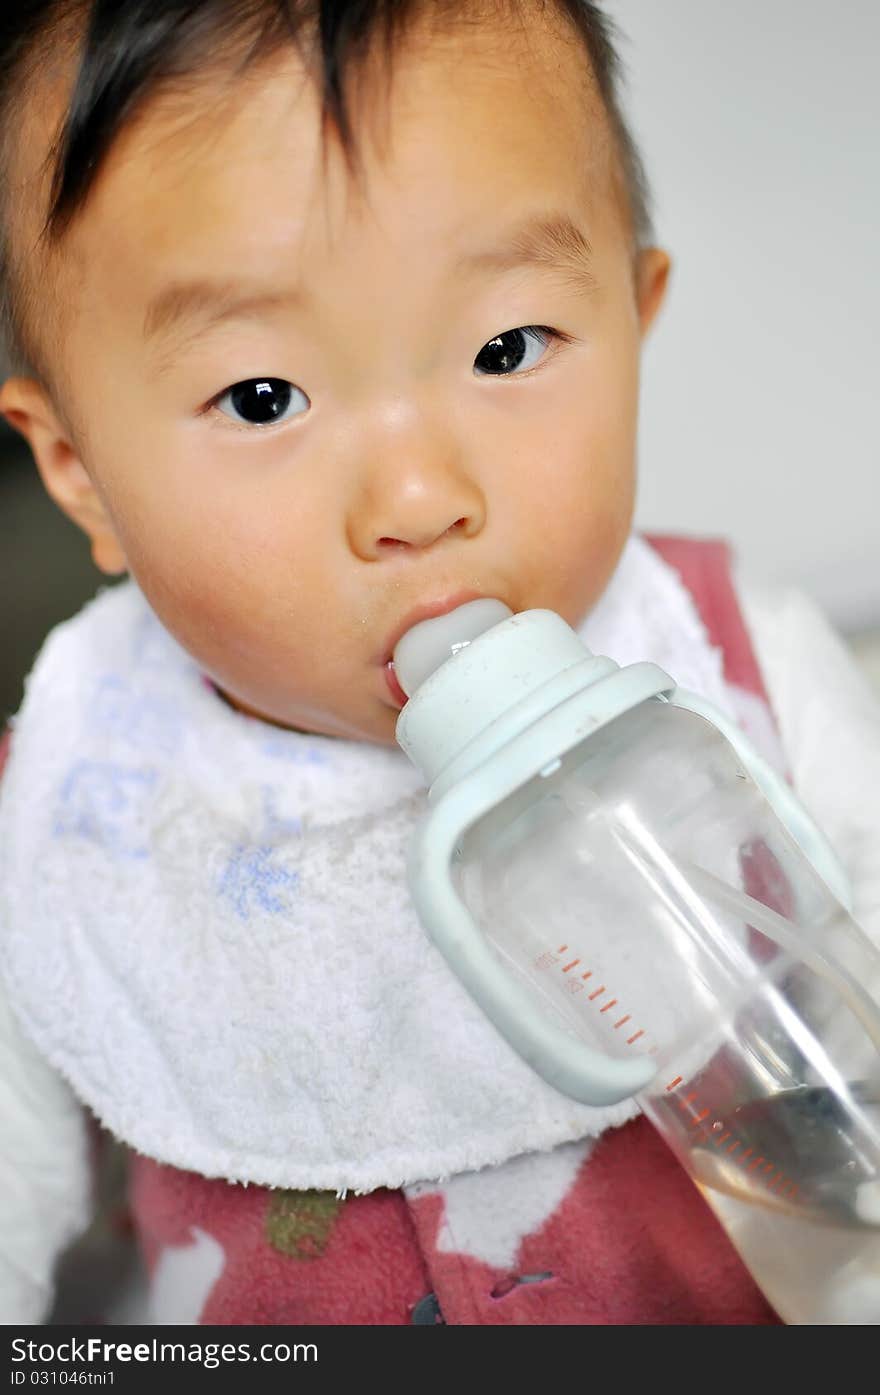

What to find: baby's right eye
left=214, top=378, right=310, bottom=427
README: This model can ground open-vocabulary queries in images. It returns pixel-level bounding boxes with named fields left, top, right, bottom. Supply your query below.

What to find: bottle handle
left=668, top=687, right=853, bottom=912
left=408, top=783, right=657, bottom=1107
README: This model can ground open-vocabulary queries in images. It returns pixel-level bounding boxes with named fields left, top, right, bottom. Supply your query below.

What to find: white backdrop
left=608, top=0, right=879, bottom=630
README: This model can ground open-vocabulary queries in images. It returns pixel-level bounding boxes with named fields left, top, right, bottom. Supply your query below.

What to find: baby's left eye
left=214, top=378, right=310, bottom=426
left=473, top=326, right=559, bottom=376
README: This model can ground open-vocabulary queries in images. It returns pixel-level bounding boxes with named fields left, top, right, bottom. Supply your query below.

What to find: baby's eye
left=215, top=378, right=310, bottom=426
left=473, top=326, right=559, bottom=376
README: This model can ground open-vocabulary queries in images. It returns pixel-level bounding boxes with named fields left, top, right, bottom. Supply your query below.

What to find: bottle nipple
left=393, top=599, right=513, bottom=697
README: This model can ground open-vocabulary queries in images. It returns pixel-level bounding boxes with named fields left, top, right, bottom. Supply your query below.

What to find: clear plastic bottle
left=394, top=603, right=880, bottom=1324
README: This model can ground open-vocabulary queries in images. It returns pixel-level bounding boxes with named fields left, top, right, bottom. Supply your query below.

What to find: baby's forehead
left=98, top=57, right=608, bottom=284
left=18, top=5, right=596, bottom=199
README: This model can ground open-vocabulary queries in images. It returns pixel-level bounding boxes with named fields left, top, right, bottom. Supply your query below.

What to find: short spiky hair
left=0, top=0, right=653, bottom=378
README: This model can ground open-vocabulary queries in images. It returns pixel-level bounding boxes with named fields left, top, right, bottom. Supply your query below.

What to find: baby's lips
left=384, top=659, right=409, bottom=708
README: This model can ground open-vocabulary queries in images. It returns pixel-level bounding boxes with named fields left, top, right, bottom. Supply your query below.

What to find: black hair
left=0, top=0, right=653, bottom=375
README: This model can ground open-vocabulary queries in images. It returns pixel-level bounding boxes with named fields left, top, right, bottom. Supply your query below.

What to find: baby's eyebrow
left=143, top=282, right=298, bottom=346
left=458, top=213, right=597, bottom=293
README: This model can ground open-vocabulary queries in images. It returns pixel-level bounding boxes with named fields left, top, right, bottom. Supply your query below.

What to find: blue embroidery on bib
left=218, top=844, right=299, bottom=920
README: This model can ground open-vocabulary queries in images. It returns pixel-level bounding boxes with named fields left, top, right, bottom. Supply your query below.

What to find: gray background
left=1, top=421, right=109, bottom=723
left=610, top=0, right=880, bottom=633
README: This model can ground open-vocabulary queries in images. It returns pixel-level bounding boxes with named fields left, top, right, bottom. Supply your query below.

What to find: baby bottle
left=393, top=601, right=880, bottom=1325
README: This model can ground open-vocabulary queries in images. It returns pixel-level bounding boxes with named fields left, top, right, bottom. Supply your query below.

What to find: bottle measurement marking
left=669, top=1086, right=800, bottom=1202
left=539, top=946, right=649, bottom=1057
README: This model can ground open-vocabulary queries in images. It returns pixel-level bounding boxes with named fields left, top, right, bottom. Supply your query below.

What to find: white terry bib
left=0, top=536, right=741, bottom=1192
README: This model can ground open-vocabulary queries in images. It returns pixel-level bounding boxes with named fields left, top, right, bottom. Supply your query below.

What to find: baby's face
left=11, top=13, right=667, bottom=744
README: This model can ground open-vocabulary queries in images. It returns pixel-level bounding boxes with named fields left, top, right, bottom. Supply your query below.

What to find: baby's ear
left=0, top=375, right=128, bottom=576
left=635, top=247, right=671, bottom=338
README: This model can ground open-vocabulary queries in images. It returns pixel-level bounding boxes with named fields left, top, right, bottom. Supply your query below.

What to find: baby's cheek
left=542, top=489, right=633, bottom=621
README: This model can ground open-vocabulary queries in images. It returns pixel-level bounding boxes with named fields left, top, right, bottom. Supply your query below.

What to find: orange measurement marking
left=691, top=1109, right=710, bottom=1126
left=557, top=945, right=568, bottom=954
left=726, top=1140, right=741, bottom=1154
left=614, top=1015, right=631, bottom=1030
left=747, top=1157, right=765, bottom=1171
left=599, top=999, right=618, bottom=1013
left=626, top=1029, right=645, bottom=1045
left=763, top=1163, right=775, bottom=1174
left=581, top=970, right=593, bottom=980
left=561, top=959, right=580, bottom=973
left=666, top=1076, right=683, bottom=1091
left=741, top=1148, right=753, bottom=1160
left=588, top=986, right=606, bottom=1000
left=714, top=1131, right=731, bottom=1147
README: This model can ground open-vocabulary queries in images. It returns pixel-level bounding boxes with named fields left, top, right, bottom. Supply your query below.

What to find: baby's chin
left=213, top=680, right=402, bottom=747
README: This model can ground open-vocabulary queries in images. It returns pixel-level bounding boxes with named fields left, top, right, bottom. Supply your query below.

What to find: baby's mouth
left=384, top=659, right=409, bottom=708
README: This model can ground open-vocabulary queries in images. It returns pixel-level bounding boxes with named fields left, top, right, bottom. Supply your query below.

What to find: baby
left=1, top=0, right=878, bottom=1327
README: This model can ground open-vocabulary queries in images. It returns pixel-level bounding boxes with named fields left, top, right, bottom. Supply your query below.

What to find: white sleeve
left=738, top=578, right=880, bottom=947
left=0, top=977, right=93, bottom=1323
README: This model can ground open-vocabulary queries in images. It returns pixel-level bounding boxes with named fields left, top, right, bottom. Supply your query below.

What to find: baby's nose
left=346, top=427, right=486, bottom=560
